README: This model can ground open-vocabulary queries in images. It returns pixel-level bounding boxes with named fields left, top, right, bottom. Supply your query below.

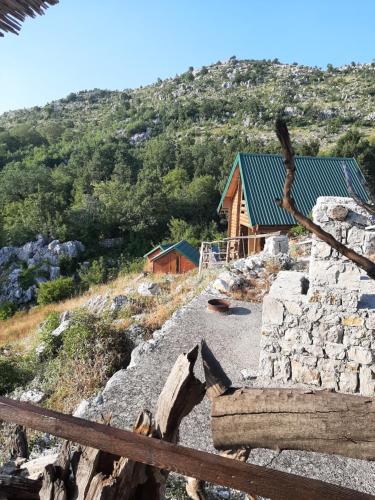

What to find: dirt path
left=81, top=291, right=261, bottom=452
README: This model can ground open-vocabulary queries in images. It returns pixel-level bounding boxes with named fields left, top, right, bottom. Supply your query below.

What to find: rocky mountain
left=2, top=57, right=375, bottom=150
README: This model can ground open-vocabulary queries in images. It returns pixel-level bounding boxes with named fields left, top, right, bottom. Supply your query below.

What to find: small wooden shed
left=218, top=152, right=368, bottom=255
left=144, top=240, right=199, bottom=274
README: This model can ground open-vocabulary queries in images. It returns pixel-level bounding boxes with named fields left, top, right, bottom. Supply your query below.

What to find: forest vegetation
left=1, top=57, right=375, bottom=257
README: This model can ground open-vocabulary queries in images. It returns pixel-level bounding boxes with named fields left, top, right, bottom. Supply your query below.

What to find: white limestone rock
left=137, top=282, right=161, bottom=296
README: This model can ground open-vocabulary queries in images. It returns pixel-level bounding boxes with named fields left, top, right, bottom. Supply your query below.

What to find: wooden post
left=198, top=242, right=204, bottom=276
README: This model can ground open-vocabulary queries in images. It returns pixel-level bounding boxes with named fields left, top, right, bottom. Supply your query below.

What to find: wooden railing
left=0, top=397, right=372, bottom=500
left=198, top=231, right=281, bottom=274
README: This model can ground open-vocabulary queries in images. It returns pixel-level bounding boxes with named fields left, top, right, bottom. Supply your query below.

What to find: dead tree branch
left=342, top=162, right=375, bottom=216
left=275, top=119, right=375, bottom=279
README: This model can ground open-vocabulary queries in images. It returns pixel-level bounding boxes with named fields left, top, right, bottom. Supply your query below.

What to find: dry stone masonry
left=260, top=196, right=375, bottom=396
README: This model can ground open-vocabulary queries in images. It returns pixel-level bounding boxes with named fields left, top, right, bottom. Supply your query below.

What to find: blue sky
left=1, top=0, right=375, bottom=113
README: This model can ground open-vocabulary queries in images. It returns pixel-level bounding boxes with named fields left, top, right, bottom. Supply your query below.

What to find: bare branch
left=275, top=119, right=375, bottom=280
left=342, top=162, right=375, bottom=216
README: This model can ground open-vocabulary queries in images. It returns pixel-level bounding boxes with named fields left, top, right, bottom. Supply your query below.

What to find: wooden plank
left=0, top=397, right=372, bottom=500
left=211, top=388, right=375, bottom=461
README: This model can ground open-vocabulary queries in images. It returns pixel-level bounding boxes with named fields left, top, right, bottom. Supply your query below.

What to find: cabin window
left=176, top=256, right=180, bottom=273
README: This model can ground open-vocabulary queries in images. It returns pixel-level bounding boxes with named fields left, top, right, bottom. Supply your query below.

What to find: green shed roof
left=218, top=153, right=369, bottom=226
left=144, top=243, right=173, bottom=258
left=151, top=240, right=200, bottom=266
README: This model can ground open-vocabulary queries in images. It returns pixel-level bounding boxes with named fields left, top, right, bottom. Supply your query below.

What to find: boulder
left=110, top=295, right=130, bottom=314
left=85, top=294, right=110, bottom=315
left=51, top=319, right=71, bottom=337
left=19, top=390, right=45, bottom=404
left=212, top=271, right=244, bottom=294
left=137, top=282, right=161, bottom=296
left=263, top=235, right=289, bottom=256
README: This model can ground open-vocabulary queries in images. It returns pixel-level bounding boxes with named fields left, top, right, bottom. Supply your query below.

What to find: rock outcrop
left=0, top=236, right=85, bottom=306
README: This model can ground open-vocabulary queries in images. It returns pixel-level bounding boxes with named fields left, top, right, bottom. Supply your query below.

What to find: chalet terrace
left=218, top=152, right=368, bottom=254
left=0, top=0, right=58, bottom=37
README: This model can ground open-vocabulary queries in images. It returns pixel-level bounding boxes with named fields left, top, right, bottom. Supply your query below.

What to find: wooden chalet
left=144, top=240, right=199, bottom=274
left=0, top=0, right=58, bottom=37
left=218, top=153, right=368, bottom=254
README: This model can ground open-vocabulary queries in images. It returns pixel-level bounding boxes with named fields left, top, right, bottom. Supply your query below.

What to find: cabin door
left=170, top=255, right=179, bottom=273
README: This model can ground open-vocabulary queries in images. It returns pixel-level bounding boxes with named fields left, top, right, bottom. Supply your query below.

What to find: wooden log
left=155, top=344, right=205, bottom=442
left=211, top=387, right=375, bottom=460
left=39, top=440, right=72, bottom=500
left=39, top=463, right=67, bottom=500
left=0, top=397, right=372, bottom=499
left=201, top=340, right=231, bottom=401
left=83, top=346, right=204, bottom=499
left=0, top=474, right=42, bottom=499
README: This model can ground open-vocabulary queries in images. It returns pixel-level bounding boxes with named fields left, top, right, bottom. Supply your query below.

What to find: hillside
left=1, top=57, right=375, bottom=254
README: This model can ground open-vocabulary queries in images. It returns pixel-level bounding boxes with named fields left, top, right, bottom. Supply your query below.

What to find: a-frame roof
left=151, top=240, right=200, bottom=266
left=218, top=153, right=368, bottom=226
left=144, top=243, right=174, bottom=258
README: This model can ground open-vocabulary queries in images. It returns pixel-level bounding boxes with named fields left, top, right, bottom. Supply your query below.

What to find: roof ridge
left=238, top=152, right=355, bottom=160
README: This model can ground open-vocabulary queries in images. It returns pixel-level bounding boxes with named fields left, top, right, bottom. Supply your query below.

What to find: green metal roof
left=218, top=153, right=369, bottom=226
left=143, top=243, right=173, bottom=258
left=151, top=240, right=200, bottom=266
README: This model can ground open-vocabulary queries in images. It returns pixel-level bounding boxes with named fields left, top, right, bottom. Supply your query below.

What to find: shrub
left=38, top=312, right=62, bottom=358
left=0, top=356, right=33, bottom=395
left=289, top=224, right=309, bottom=237
left=119, top=257, right=144, bottom=275
left=37, top=277, right=76, bottom=305
left=0, top=301, right=17, bottom=320
left=19, top=264, right=36, bottom=289
left=78, top=257, right=109, bottom=288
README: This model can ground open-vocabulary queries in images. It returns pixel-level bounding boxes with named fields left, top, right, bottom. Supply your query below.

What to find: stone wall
left=260, top=197, right=375, bottom=396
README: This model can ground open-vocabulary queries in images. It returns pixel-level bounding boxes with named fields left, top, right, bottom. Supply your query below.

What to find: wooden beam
left=0, top=397, right=372, bottom=499
left=211, top=388, right=375, bottom=461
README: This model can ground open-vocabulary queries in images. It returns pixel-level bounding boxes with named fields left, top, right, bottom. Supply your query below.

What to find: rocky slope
left=0, top=236, right=84, bottom=306
left=1, top=58, right=375, bottom=151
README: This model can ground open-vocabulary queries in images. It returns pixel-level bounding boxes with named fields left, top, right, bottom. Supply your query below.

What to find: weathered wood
left=211, top=387, right=375, bottom=460
left=186, top=477, right=207, bottom=499
left=0, top=474, right=41, bottom=499
left=84, top=347, right=204, bottom=499
left=0, top=397, right=372, bottom=499
left=201, top=340, right=231, bottom=400
left=275, top=119, right=375, bottom=279
left=186, top=448, right=252, bottom=500
left=39, top=440, right=71, bottom=500
left=10, top=424, right=28, bottom=459
left=74, top=446, right=103, bottom=499
left=39, top=463, right=67, bottom=500
left=155, top=345, right=205, bottom=442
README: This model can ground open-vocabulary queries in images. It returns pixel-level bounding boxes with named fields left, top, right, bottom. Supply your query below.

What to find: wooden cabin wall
left=180, top=255, right=196, bottom=272
left=152, top=251, right=197, bottom=274
left=229, top=182, right=241, bottom=238
left=144, top=248, right=161, bottom=272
